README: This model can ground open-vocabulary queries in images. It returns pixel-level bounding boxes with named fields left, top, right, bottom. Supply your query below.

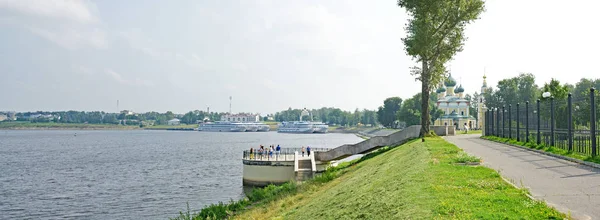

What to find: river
left=0, top=130, right=362, bottom=219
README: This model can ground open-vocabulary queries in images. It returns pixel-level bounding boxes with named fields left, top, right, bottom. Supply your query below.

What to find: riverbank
left=174, top=137, right=564, bottom=219
left=0, top=122, right=200, bottom=131
left=143, top=125, right=197, bottom=131
left=0, top=122, right=139, bottom=130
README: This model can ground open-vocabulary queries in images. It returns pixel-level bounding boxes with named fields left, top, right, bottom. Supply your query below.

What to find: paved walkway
left=445, top=134, right=600, bottom=220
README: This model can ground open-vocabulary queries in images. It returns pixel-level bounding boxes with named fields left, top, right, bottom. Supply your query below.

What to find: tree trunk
left=420, top=61, right=431, bottom=137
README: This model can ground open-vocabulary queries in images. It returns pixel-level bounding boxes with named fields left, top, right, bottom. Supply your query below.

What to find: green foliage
left=10, top=110, right=225, bottom=126
left=453, top=151, right=481, bottom=163
left=482, top=136, right=600, bottom=165
left=485, top=76, right=600, bottom=130
left=377, top=97, right=403, bottom=127
left=540, top=78, right=570, bottom=100
left=171, top=182, right=297, bottom=220
left=246, top=182, right=298, bottom=203
left=571, top=78, right=600, bottom=127
left=397, top=92, right=441, bottom=126
left=0, top=121, right=137, bottom=129
left=483, top=73, right=539, bottom=109
left=274, top=107, right=377, bottom=127
left=398, top=0, right=485, bottom=135
left=466, top=93, right=480, bottom=118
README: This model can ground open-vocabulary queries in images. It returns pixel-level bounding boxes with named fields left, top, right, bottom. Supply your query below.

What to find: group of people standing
left=247, top=145, right=312, bottom=159
left=249, top=144, right=281, bottom=159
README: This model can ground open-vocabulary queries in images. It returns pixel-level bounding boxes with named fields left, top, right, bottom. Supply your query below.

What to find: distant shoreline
left=0, top=126, right=142, bottom=131
left=0, top=122, right=138, bottom=130
left=0, top=122, right=389, bottom=133
left=0, top=122, right=200, bottom=131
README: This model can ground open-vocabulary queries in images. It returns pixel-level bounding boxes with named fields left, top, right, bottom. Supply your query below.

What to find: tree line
left=273, top=107, right=377, bottom=127
left=12, top=110, right=225, bottom=125
left=376, top=92, right=445, bottom=128
left=482, top=73, right=600, bottom=129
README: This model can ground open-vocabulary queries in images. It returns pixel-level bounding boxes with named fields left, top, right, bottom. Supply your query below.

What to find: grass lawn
left=457, top=129, right=483, bottom=135
left=483, top=136, right=600, bottom=165
left=235, top=137, right=564, bottom=219
left=0, top=121, right=138, bottom=129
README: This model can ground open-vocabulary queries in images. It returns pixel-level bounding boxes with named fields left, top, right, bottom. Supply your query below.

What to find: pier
left=242, top=148, right=330, bottom=186
left=242, top=125, right=458, bottom=186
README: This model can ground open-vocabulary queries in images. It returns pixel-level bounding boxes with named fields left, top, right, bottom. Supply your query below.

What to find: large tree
left=539, top=78, right=571, bottom=129
left=377, top=97, right=403, bottom=127
left=398, top=0, right=485, bottom=137
left=482, top=73, right=539, bottom=109
left=397, top=92, right=443, bottom=126
left=495, top=73, right=539, bottom=106
left=540, top=78, right=570, bottom=101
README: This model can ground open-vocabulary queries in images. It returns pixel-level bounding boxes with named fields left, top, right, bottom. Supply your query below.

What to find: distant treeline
left=11, top=111, right=225, bottom=125
left=273, top=107, right=377, bottom=126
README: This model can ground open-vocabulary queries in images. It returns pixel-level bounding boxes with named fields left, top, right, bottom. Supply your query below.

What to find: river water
left=0, top=130, right=362, bottom=219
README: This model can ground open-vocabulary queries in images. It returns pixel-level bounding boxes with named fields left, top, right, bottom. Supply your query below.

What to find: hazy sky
left=1, top=0, right=599, bottom=114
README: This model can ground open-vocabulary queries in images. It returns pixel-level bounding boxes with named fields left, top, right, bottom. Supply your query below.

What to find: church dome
left=436, top=86, right=446, bottom=93
left=444, top=74, right=457, bottom=87
left=455, top=84, right=465, bottom=93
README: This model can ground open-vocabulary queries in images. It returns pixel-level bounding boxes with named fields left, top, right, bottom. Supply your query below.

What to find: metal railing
left=485, top=88, right=599, bottom=157
left=242, top=147, right=331, bottom=161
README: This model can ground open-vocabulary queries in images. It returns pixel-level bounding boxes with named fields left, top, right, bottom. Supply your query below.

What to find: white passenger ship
left=277, top=108, right=329, bottom=134
left=242, top=122, right=270, bottom=132
left=198, top=121, right=247, bottom=132
left=312, top=122, right=329, bottom=133
left=277, top=121, right=316, bottom=133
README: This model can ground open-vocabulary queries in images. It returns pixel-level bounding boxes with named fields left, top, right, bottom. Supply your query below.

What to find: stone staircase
left=294, top=152, right=315, bottom=181
left=297, top=159, right=312, bottom=169
left=315, top=125, right=422, bottom=161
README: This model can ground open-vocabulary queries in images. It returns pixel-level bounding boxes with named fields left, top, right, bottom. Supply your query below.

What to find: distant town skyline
left=1, top=0, right=598, bottom=114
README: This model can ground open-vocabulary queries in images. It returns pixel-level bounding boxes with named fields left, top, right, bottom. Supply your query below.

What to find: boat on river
left=198, top=121, right=247, bottom=132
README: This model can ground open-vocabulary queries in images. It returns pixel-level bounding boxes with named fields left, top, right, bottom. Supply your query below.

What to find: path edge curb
left=480, top=136, right=600, bottom=170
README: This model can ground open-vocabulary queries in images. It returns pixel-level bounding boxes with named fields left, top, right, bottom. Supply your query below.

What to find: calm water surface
left=0, top=130, right=362, bottom=219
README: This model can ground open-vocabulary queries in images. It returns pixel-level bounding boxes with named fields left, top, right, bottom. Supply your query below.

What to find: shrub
left=453, top=151, right=481, bottom=163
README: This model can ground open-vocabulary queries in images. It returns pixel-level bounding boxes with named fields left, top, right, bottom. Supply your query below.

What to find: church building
left=433, top=73, right=477, bottom=130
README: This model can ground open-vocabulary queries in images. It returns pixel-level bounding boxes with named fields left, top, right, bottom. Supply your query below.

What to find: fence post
left=551, top=97, right=555, bottom=147
left=517, top=103, right=520, bottom=142
left=502, top=106, right=506, bottom=138
left=568, top=93, right=573, bottom=152
left=488, top=109, right=491, bottom=136
left=591, top=88, right=597, bottom=156
left=496, top=108, right=500, bottom=137
left=485, top=110, right=488, bottom=136
left=537, top=99, right=541, bottom=145
left=490, top=109, right=496, bottom=136
left=526, top=101, right=530, bottom=143
left=509, top=104, right=512, bottom=139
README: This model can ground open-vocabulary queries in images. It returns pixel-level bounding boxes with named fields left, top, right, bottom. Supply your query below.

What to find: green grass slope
left=237, top=137, right=564, bottom=219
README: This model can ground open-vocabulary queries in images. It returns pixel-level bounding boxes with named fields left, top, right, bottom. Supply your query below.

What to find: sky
left=1, top=0, right=599, bottom=114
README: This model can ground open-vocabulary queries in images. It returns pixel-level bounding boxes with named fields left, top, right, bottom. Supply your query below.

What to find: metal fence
left=485, top=88, right=599, bottom=157
left=242, top=147, right=331, bottom=161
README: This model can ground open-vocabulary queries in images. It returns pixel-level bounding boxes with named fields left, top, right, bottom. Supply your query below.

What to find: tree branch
left=431, top=11, right=452, bottom=38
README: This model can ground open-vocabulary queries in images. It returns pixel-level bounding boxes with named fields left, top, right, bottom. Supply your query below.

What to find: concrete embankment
left=316, top=126, right=421, bottom=161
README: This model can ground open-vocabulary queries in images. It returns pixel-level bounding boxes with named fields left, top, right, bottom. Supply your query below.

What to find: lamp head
left=542, top=92, right=551, bottom=98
